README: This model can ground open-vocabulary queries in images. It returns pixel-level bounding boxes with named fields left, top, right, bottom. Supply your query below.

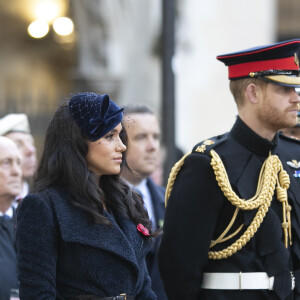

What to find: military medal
left=294, top=170, right=300, bottom=178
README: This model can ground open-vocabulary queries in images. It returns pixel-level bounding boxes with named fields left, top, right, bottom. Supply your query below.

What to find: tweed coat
left=158, top=117, right=300, bottom=300
left=15, top=188, right=157, bottom=300
left=145, top=178, right=167, bottom=300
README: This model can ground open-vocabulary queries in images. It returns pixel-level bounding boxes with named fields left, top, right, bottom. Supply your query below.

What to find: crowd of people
left=1, top=38, right=300, bottom=300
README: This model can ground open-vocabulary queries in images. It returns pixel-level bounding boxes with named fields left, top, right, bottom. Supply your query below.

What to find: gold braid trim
left=164, top=148, right=291, bottom=259
left=210, top=208, right=244, bottom=248
left=165, top=152, right=191, bottom=206
left=208, top=149, right=291, bottom=259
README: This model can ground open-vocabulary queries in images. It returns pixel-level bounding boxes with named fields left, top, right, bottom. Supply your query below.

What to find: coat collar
left=47, top=189, right=150, bottom=273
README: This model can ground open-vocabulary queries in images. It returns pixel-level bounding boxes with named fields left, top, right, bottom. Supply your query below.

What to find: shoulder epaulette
left=192, top=133, right=228, bottom=155
left=165, top=133, right=228, bottom=206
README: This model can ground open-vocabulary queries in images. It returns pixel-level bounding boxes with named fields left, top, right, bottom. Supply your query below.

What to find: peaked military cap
left=217, top=39, right=300, bottom=87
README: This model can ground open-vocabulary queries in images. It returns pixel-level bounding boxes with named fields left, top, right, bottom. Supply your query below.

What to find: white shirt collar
left=0, top=206, right=13, bottom=218
left=122, top=178, right=156, bottom=225
left=134, top=179, right=148, bottom=198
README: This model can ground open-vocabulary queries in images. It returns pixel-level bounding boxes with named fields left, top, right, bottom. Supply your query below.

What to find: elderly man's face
left=5, top=132, right=36, bottom=180
left=0, top=137, right=22, bottom=201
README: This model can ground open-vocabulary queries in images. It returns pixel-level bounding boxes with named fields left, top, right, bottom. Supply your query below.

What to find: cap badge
left=294, top=53, right=299, bottom=67
left=287, top=160, right=300, bottom=169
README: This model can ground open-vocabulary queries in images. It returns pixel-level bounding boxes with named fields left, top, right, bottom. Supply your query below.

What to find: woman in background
left=16, top=92, right=157, bottom=300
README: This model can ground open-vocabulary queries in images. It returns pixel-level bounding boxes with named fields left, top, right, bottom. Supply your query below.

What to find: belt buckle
left=291, top=272, right=295, bottom=290
left=119, top=293, right=127, bottom=300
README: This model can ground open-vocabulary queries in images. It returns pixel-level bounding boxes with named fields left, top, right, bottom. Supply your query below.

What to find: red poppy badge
left=137, top=223, right=149, bottom=236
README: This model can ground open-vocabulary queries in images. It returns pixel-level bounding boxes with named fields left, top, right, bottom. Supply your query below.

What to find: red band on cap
left=228, top=56, right=298, bottom=79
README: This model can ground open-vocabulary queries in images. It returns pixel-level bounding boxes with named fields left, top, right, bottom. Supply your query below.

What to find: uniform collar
left=230, top=116, right=278, bottom=156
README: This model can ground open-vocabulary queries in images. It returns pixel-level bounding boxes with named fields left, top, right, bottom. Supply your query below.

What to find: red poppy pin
left=137, top=223, right=149, bottom=236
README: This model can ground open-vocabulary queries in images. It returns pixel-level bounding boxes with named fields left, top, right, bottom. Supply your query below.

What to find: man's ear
left=245, top=83, right=260, bottom=104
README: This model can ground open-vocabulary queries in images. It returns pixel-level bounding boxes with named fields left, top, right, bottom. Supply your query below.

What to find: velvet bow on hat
left=69, top=92, right=124, bottom=141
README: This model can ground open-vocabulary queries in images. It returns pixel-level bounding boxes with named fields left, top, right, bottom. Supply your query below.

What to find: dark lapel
left=48, top=189, right=141, bottom=272
left=113, top=211, right=151, bottom=257
left=146, top=178, right=165, bottom=229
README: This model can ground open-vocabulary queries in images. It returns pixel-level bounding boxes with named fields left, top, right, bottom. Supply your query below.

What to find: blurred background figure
left=0, top=136, right=22, bottom=300
left=0, top=114, right=37, bottom=206
left=121, top=105, right=167, bottom=300
left=281, top=111, right=300, bottom=140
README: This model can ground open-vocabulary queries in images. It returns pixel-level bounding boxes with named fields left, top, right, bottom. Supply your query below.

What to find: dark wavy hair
left=30, top=99, right=153, bottom=232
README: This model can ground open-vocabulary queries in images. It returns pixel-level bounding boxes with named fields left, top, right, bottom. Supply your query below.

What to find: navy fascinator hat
left=69, top=92, right=124, bottom=141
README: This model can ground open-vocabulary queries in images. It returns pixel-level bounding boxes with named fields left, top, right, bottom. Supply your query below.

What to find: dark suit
left=15, top=188, right=156, bottom=300
left=0, top=208, right=18, bottom=300
left=158, top=117, right=300, bottom=300
left=146, top=178, right=167, bottom=300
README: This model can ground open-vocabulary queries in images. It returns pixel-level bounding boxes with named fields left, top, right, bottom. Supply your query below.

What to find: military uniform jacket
left=15, top=188, right=156, bottom=300
left=158, top=117, right=300, bottom=300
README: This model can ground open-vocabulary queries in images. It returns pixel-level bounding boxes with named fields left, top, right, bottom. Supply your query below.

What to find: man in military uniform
left=158, top=39, right=300, bottom=300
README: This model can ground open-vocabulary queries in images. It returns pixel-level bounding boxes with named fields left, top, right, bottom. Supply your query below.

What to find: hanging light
left=34, top=0, right=60, bottom=23
left=27, top=19, right=49, bottom=39
left=53, top=17, right=74, bottom=36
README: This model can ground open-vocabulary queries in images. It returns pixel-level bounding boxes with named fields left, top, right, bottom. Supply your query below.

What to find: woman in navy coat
left=15, top=92, right=157, bottom=300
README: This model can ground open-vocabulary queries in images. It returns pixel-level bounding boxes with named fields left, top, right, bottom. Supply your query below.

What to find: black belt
left=67, top=294, right=134, bottom=300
